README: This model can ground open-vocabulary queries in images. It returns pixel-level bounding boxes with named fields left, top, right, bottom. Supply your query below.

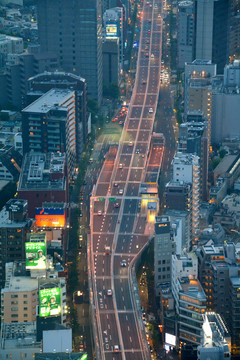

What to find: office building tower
left=228, top=0, right=240, bottom=59
left=154, top=216, right=175, bottom=296
left=165, top=181, right=192, bottom=212
left=194, top=0, right=229, bottom=73
left=27, top=71, right=87, bottom=160
left=172, top=274, right=207, bottom=345
left=18, top=153, right=68, bottom=217
left=172, top=152, right=200, bottom=244
left=197, top=242, right=240, bottom=355
left=197, top=312, right=231, bottom=360
left=184, top=60, right=217, bottom=146
left=0, top=199, right=34, bottom=289
left=37, top=0, right=103, bottom=104
left=0, top=52, right=59, bottom=109
left=103, top=39, right=120, bottom=87
left=22, top=89, right=77, bottom=177
left=177, top=1, right=195, bottom=68
left=211, top=60, right=240, bottom=143
left=103, top=7, right=124, bottom=68
left=179, top=120, right=208, bottom=201
left=165, top=209, right=191, bottom=253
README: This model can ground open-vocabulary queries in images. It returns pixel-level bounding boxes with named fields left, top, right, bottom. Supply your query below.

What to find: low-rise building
left=18, top=152, right=68, bottom=218
left=0, top=199, right=34, bottom=289
left=197, top=312, right=231, bottom=360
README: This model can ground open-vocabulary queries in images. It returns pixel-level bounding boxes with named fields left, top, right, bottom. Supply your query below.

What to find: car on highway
left=114, top=345, right=120, bottom=352
left=121, top=260, right=127, bottom=267
left=105, top=246, right=111, bottom=255
left=148, top=30, right=151, bottom=34
left=98, top=210, right=102, bottom=216
left=114, top=202, right=120, bottom=208
left=149, top=108, right=153, bottom=113
left=145, top=46, right=149, bottom=50
left=89, top=158, right=93, bottom=164
left=135, top=149, right=140, bottom=154
left=151, top=54, right=154, bottom=58
left=119, top=163, right=123, bottom=169
left=79, top=235, right=83, bottom=241
left=114, top=183, right=118, bottom=187
left=128, top=141, right=133, bottom=146
left=107, top=289, right=112, bottom=296
left=119, top=120, right=124, bottom=125
left=119, top=189, right=123, bottom=195
left=145, top=52, right=149, bottom=57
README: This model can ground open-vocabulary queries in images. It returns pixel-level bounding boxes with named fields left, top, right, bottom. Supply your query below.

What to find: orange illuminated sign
left=35, top=214, right=65, bottom=228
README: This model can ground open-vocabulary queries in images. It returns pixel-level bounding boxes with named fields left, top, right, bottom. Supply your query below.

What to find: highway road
left=89, top=1, right=163, bottom=359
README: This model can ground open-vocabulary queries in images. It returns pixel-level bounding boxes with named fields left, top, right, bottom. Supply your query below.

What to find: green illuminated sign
left=39, top=287, right=61, bottom=317
left=25, top=242, right=46, bottom=270
left=109, top=197, right=116, bottom=201
left=99, top=197, right=105, bottom=201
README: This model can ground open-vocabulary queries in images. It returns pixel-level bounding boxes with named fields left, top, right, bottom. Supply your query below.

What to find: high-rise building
left=37, top=0, right=103, bottom=103
left=27, top=71, right=87, bottom=160
left=197, top=242, right=240, bottom=355
left=228, top=0, right=240, bottom=59
left=172, top=274, right=207, bottom=346
left=197, top=312, right=231, bottom=360
left=103, top=7, right=124, bottom=68
left=179, top=119, right=208, bottom=201
left=102, top=38, right=120, bottom=87
left=211, top=60, right=240, bottom=143
left=22, top=89, right=77, bottom=177
left=184, top=60, right=217, bottom=146
left=0, top=199, right=34, bottom=289
left=194, top=0, right=229, bottom=73
left=177, top=1, right=195, bottom=68
left=154, top=216, right=176, bottom=296
left=172, top=152, right=200, bottom=245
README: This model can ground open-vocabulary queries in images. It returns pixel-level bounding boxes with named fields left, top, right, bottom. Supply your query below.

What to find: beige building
left=1, top=273, right=38, bottom=324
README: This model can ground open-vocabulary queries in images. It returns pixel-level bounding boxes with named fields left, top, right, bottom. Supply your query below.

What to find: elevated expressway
left=89, top=1, right=163, bottom=359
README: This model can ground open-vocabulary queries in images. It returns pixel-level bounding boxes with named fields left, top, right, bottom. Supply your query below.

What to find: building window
left=24, top=314, right=28, bottom=317
left=24, top=301, right=28, bottom=304
left=11, top=314, right=18, bottom=318
left=24, top=307, right=28, bottom=311
left=11, top=307, right=18, bottom=311
left=23, top=295, right=28, bottom=298
left=11, top=295, right=18, bottom=299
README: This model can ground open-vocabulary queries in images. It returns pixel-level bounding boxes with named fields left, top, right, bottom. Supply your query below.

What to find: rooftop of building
left=172, top=152, right=199, bottom=165
left=28, top=70, right=86, bottom=84
left=2, top=275, right=38, bottom=293
left=230, top=276, right=240, bottom=287
left=35, top=353, right=86, bottom=360
left=22, top=88, right=74, bottom=114
left=0, top=322, right=40, bottom=350
left=0, top=208, right=32, bottom=228
left=200, top=312, right=230, bottom=351
left=18, top=152, right=66, bottom=192
left=166, top=180, right=191, bottom=189
left=179, top=277, right=206, bottom=301
left=214, top=154, right=240, bottom=175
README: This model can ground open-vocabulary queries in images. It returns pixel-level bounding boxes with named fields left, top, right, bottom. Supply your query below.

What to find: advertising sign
left=35, top=207, right=65, bottom=228
left=106, top=23, right=118, bottom=38
left=165, top=333, right=176, bottom=346
left=39, top=287, right=61, bottom=317
left=25, top=242, right=46, bottom=270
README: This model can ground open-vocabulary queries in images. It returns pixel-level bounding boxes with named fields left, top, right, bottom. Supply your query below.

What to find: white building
left=172, top=152, right=200, bottom=243
left=177, top=1, right=194, bottom=68
left=197, top=312, right=231, bottom=360
left=224, top=60, right=240, bottom=87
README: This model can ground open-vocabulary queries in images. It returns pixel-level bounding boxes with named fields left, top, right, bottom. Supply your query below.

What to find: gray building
left=103, top=39, right=120, bottom=88
left=177, top=1, right=195, bottom=69
left=22, top=89, right=77, bottom=177
left=0, top=199, right=34, bottom=289
left=154, top=216, right=175, bottom=296
left=211, top=60, right=240, bottom=143
left=37, top=0, right=103, bottom=104
left=27, top=71, right=87, bottom=160
left=194, top=0, right=229, bottom=73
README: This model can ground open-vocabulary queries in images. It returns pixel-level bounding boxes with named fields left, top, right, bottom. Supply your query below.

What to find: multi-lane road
left=89, top=1, right=163, bottom=359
